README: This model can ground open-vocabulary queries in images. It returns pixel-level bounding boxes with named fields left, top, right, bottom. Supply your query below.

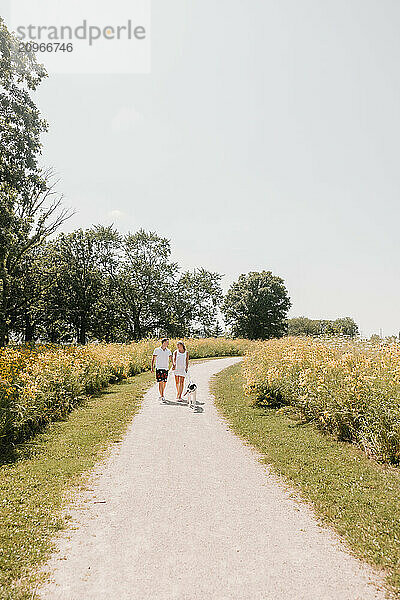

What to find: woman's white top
left=174, top=350, right=187, bottom=377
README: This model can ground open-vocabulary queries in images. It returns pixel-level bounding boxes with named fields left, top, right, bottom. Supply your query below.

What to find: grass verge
left=0, top=371, right=154, bottom=600
left=211, top=363, right=400, bottom=598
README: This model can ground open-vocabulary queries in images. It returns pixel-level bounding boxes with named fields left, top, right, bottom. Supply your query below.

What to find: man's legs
left=159, top=380, right=167, bottom=398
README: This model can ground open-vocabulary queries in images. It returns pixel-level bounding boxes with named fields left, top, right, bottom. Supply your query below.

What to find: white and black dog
left=183, top=378, right=197, bottom=409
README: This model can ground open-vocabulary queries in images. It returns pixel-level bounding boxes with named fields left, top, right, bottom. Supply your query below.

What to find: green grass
left=0, top=371, right=154, bottom=600
left=211, top=363, right=400, bottom=599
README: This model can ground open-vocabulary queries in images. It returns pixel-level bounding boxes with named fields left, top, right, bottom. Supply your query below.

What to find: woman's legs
left=175, top=375, right=181, bottom=398
left=175, top=375, right=184, bottom=399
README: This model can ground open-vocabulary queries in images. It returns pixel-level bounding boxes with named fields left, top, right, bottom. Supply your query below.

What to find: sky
left=2, top=0, right=400, bottom=337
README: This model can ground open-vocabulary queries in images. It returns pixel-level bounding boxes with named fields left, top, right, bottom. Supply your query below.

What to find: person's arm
left=151, top=354, right=156, bottom=372
left=172, top=350, right=176, bottom=370
left=186, top=352, right=189, bottom=372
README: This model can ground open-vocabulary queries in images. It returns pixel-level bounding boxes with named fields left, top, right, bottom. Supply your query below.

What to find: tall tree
left=0, top=179, right=70, bottom=345
left=176, top=269, right=223, bottom=336
left=222, top=271, right=291, bottom=339
left=49, top=227, right=116, bottom=344
left=0, top=20, right=70, bottom=345
left=89, top=226, right=124, bottom=343
left=115, top=230, right=178, bottom=340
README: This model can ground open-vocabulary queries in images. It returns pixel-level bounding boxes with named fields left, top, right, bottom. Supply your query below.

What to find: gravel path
left=40, top=358, right=385, bottom=600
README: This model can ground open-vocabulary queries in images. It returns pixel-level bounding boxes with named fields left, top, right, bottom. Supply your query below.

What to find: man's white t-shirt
left=153, top=347, right=172, bottom=370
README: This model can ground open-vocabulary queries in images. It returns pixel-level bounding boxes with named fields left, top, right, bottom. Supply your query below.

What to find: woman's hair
left=177, top=341, right=186, bottom=352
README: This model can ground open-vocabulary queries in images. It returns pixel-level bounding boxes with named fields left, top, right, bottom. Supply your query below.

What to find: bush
left=243, top=337, right=400, bottom=464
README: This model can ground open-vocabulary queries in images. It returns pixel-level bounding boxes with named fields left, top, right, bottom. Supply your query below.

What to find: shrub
left=243, top=337, right=400, bottom=464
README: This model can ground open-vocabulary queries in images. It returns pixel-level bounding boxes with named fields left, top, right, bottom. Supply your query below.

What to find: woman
left=172, top=341, right=189, bottom=401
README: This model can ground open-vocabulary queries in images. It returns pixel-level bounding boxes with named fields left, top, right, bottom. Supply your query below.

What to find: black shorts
left=156, top=369, right=168, bottom=382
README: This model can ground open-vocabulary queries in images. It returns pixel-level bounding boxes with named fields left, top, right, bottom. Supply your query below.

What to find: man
left=151, top=338, right=172, bottom=402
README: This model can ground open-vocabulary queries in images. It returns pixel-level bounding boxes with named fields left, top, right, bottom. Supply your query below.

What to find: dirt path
left=40, top=358, right=384, bottom=600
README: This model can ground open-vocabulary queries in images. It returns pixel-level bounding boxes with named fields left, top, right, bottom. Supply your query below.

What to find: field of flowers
left=243, top=337, right=400, bottom=464
left=5, top=336, right=398, bottom=465
left=0, top=338, right=248, bottom=448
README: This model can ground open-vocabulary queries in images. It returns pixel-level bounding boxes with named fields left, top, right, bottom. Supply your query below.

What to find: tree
left=89, top=226, right=125, bottom=343
left=222, top=271, right=291, bottom=339
left=0, top=178, right=71, bottom=345
left=175, top=269, right=223, bottom=336
left=8, top=243, right=56, bottom=343
left=332, top=317, right=359, bottom=338
left=114, top=230, right=178, bottom=340
left=0, top=20, right=70, bottom=345
left=287, top=317, right=317, bottom=336
left=48, top=227, right=116, bottom=344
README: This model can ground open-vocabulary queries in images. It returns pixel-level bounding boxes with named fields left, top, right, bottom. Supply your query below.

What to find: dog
left=183, top=380, right=197, bottom=409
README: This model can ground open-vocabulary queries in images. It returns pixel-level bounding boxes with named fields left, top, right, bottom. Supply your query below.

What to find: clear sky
left=3, top=0, right=400, bottom=337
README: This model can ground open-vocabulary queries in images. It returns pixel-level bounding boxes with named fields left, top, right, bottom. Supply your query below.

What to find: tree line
left=287, top=316, right=359, bottom=338
left=9, top=226, right=224, bottom=344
